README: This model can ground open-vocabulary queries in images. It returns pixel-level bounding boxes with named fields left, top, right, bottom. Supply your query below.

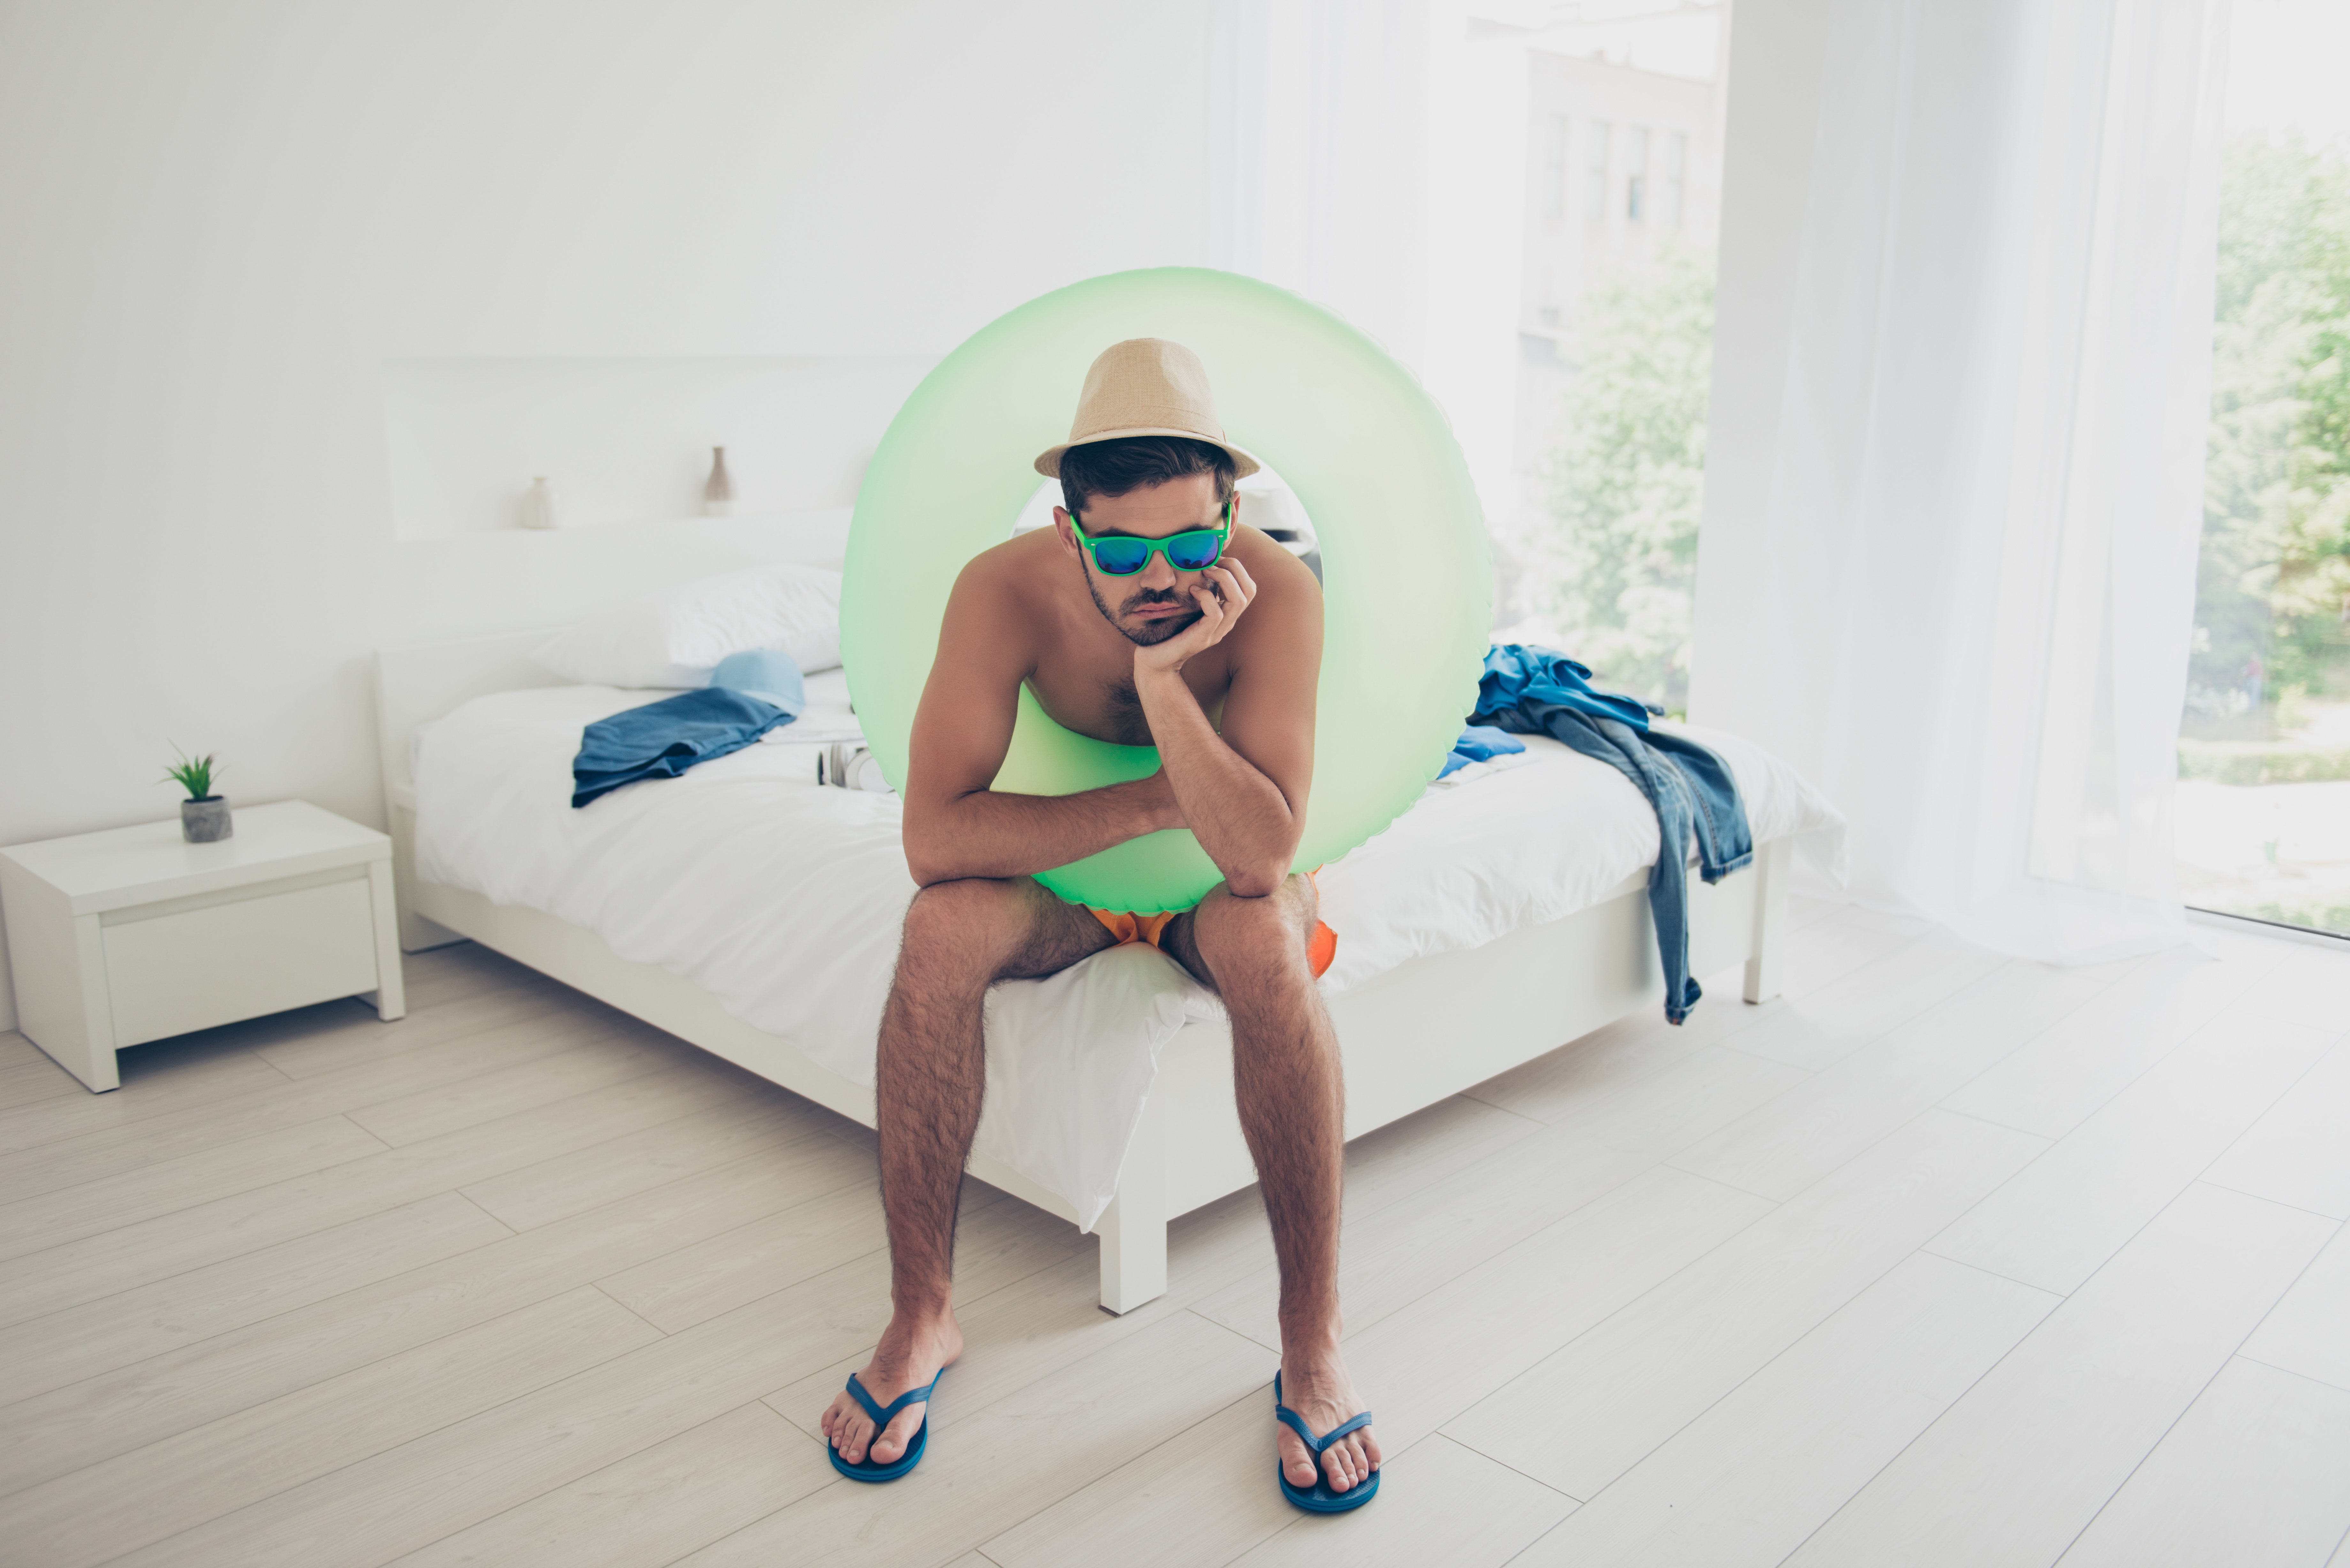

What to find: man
left=819, top=338, right=1381, bottom=1505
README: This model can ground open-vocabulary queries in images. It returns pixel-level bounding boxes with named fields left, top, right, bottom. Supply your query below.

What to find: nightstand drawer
left=102, top=874, right=382, bottom=1047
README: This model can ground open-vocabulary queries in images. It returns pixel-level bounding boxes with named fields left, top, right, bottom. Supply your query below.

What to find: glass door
left=2177, top=0, right=2350, bottom=938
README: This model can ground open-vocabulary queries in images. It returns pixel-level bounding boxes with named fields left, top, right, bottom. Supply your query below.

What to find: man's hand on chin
left=1133, top=558, right=1258, bottom=681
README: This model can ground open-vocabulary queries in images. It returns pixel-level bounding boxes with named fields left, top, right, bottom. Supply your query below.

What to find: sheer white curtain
left=1690, top=0, right=2231, bottom=963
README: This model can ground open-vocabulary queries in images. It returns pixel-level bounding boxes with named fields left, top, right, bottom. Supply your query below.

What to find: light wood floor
left=2, top=900, right=2346, bottom=1567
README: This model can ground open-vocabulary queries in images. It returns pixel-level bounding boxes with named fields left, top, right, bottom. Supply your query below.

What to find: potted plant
left=165, top=747, right=231, bottom=842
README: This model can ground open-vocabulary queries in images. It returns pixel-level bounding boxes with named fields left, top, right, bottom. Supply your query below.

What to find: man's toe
left=1279, top=1436, right=1319, bottom=1488
left=1325, top=1434, right=1371, bottom=1491
left=873, top=1405, right=924, bottom=1463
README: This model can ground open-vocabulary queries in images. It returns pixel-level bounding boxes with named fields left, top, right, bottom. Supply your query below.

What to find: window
left=1584, top=120, right=1611, bottom=221
left=1661, top=130, right=1688, bottom=226
left=2176, top=0, right=2350, bottom=937
left=1505, top=6, right=1730, bottom=713
left=1543, top=114, right=1571, bottom=222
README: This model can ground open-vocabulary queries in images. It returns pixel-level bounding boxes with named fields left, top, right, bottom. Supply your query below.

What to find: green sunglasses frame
left=1065, top=500, right=1233, bottom=577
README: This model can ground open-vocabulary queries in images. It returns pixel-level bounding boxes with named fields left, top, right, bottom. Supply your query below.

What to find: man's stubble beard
left=1085, top=571, right=1202, bottom=648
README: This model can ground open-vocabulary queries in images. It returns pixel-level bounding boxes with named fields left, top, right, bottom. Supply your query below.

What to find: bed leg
left=388, top=803, right=464, bottom=954
left=1095, top=1092, right=1168, bottom=1314
left=1744, top=837, right=1791, bottom=1004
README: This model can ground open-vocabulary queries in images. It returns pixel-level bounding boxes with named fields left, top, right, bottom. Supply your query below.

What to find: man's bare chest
left=1024, top=653, right=1228, bottom=748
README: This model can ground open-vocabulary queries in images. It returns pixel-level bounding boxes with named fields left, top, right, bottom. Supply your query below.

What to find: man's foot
left=1277, top=1341, right=1381, bottom=1494
left=820, top=1310, right=964, bottom=1467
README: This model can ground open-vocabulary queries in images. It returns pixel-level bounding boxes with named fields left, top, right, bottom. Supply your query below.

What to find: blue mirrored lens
left=1091, top=538, right=1153, bottom=574
left=1164, top=531, right=1225, bottom=570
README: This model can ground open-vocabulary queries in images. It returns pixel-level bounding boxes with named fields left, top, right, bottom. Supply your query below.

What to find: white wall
left=0, top=1, right=1217, bottom=1032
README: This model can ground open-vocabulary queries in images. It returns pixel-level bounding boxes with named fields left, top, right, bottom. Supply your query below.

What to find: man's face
left=1053, top=471, right=1236, bottom=648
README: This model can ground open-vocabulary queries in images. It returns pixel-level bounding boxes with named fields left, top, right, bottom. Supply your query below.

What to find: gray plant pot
left=181, top=796, right=233, bottom=843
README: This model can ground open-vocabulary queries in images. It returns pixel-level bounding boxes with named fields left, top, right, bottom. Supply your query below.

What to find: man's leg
left=1164, top=875, right=1381, bottom=1496
left=821, top=875, right=1113, bottom=1466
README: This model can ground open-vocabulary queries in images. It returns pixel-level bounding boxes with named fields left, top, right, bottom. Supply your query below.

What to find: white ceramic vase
left=519, top=477, right=558, bottom=530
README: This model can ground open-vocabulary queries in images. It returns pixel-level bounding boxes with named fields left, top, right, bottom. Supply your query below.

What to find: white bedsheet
left=413, top=671, right=1843, bottom=1226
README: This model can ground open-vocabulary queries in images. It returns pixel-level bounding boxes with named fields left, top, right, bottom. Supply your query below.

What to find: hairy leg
left=1166, top=878, right=1382, bottom=1495
left=821, top=876, right=1112, bottom=1466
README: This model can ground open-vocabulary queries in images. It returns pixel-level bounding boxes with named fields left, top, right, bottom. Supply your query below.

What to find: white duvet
left=414, top=670, right=1843, bottom=1226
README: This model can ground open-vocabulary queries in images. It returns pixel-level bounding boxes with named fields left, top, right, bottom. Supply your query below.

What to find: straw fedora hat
left=1033, top=338, right=1263, bottom=479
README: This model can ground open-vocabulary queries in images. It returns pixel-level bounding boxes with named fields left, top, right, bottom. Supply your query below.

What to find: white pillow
left=532, top=564, right=844, bottom=689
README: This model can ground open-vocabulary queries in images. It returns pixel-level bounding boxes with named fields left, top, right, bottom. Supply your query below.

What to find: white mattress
left=413, top=669, right=1844, bottom=1226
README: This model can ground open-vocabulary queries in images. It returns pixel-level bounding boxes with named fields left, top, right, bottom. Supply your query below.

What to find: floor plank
left=1319, top=1165, right=1775, bottom=1452
left=104, top=1254, right=906, bottom=1567
left=383, top=1402, right=832, bottom=1568
left=1779, top=1183, right=2335, bottom=1567
left=2056, top=1356, right=2350, bottom=1568
left=0, top=1006, right=636, bottom=1201
left=336, top=1029, right=687, bottom=1147
left=2241, top=1220, right=2350, bottom=1392
left=0, top=1130, right=858, bottom=1489
left=456, top=1087, right=855, bottom=1230
left=1668, top=954, right=2142, bottom=1201
left=1513, top=1253, right=2056, bottom=1568
left=0, top=1115, right=389, bottom=1262
left=0, top=1057, right=84, bottom=1111
left=0, top=1285, right=661, bottom=1568
left=0, top=1064, right=747, bottom=1328
left=1442, top=1108, right=2047, bottom=1499
left=0, top=1189, right=512, bottom=1418
left=597, top=1179, right=1044, bottom=1334
left=1925, top=995, right=2338, bottom=1293
left=2203, top=1034, right=2350, bottom=1220
left=1189, top=1127, right=1649, bottom=1349
left=1719, top=930, right=2009, bottom=1073
left=1939, top=939, right=2281, bottom=1139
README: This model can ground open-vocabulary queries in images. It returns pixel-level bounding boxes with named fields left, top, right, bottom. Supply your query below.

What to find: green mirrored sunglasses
left=1068, top=500, right=1232, bottom=576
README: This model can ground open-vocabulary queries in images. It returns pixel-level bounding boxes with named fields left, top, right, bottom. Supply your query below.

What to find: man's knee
left=899, top=877, right=1029, bottom=980
left=1190, top=874, right=1315, bottom=987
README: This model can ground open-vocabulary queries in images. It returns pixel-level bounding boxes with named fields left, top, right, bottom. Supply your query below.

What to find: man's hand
left=1134, top=558, right=1258, bottom=678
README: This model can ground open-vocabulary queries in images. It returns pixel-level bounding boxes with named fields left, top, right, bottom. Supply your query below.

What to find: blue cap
left=709, top=648, right=806, bottom=717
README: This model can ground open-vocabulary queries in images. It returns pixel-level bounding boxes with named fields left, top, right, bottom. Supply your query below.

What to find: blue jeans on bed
left=1474, top=646, right=1752, bottom=1025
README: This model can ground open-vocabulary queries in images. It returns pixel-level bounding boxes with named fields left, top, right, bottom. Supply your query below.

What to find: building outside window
left=1626, top=125, right=1650, bottom=221
left=1661, top=130, right=1688, bottom=226
left=1543, top=114, right=1572, bottom=223
left=1584, top=120, right=1612, bottom=221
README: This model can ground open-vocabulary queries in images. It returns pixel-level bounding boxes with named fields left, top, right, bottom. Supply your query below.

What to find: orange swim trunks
left=1087, top=873, right=1338, bottom=980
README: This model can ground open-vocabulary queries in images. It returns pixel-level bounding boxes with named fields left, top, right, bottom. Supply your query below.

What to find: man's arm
left=1132, top=543, right=1322, bottom=898
left=900, top=560, right=1182, bottom=887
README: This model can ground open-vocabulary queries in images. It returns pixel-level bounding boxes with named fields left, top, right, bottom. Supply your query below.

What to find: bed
left=374, top=630, right=1842, bottom=1314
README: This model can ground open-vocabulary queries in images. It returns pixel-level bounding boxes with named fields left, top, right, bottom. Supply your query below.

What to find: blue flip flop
left=1274, top=1370, right=1381, bottom=1512
left=829, top=1367, right=946, bottom=1482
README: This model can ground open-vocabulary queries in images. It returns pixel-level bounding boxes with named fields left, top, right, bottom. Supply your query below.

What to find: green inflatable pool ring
left=841, top=267, right=1492, bottom=914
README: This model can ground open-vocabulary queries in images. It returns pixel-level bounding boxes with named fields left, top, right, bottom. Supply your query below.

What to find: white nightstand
left=0, top=800, right=405, bottom=1092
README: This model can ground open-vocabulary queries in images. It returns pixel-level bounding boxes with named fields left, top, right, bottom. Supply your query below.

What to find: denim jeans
left=1474, top=648, right=1753, bottom=1024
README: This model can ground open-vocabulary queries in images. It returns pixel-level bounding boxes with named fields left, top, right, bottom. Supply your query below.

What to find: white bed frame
left=375, top=630, right=1790, bottom=1313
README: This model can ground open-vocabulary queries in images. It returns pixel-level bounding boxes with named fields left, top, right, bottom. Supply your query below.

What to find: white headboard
left=374, top=505, right=853, bottom=810
left=374, top=627, right=569, bottom=808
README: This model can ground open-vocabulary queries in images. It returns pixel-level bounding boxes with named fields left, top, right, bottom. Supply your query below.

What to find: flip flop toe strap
left=1274, top=1400, right=1376, bottom=1454
left=845, top=1370, right=944, bottom=1430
